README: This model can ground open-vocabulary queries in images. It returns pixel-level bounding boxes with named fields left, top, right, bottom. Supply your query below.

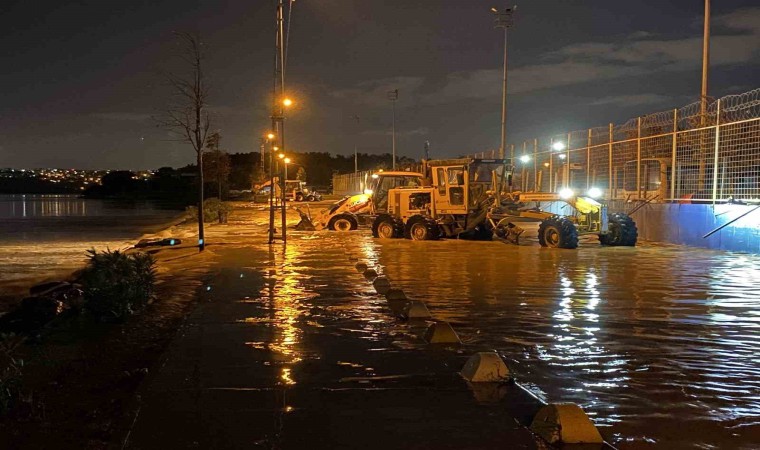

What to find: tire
left=538, top=216, right=579, bottom=249
left=328, top=214, right=358, bottom=232
left=599, top=213, right=638, bottom=246
left=295, top=193, right=304, bottom=202
left=306, top=195, right=315, bottom=202
left=372, top=214, right=402, bottom=239
left=404, top=215, right=439, bottom=241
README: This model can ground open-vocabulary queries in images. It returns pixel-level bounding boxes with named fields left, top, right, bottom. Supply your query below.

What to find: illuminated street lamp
left=283, top=98, right=293, bottom=107
left=519, top=154, right=531, bottom=164
left=551, top=141, right=566, bottom=152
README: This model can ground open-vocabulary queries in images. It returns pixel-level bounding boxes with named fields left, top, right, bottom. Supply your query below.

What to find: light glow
left=559, top=188, right=575, bottom=199
left=552, top=142, right=566, bottom=151
left=520, top=154, right=531, bottom=163
left=587, top=187, right=603, bottom=199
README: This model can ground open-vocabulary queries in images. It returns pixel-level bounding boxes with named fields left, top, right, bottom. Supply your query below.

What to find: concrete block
left=403, top=301, right=432, bottom=320
left=363, top=268, right=378, bottom=280
left=372, top=276, right=391, bottom=294
left=461, top=352, right=511, bottom=382
left=530, top=403, right=603, bottom=445
left=424, top=321, right=461, bottom=344
left=387, top=299, right=409, bottom=316
left=355, top=262, right=367, bottom=273
left=385, top=289, right=407, bottom=301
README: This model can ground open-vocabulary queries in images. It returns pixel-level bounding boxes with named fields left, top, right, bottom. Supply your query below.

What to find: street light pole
left=267, top=135, right=276, bottom=244
left=387, top=89, right=398, bottom=169
left=700, top=0, right=710, bottom=123
left=354, top=114, right=360, bottom=173
left=492, top=6, right=514, bottom=160
left=280, top=154, right=287, bottom=243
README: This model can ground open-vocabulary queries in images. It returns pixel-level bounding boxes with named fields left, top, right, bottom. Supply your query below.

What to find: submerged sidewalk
left=123, top=227, right=542, bottom=449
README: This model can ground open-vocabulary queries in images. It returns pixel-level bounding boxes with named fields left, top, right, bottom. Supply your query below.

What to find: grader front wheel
left=405, top=216, right=439, bottom=241
left=538, top=216, right=579, bottom=249
left=599, top=213, right=638, bottom=246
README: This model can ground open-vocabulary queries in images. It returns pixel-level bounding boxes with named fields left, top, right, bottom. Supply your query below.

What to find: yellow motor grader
left=370, top=158, right=637, bottom=249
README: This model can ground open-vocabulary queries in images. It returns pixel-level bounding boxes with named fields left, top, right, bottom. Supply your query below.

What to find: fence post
left=670, top=109, right=678, bottom=202
left=608, top=123, right=613, bottom=197
left=565, top=133, right=571, bottom=189
left=533, top=138, right=538, bottom=191
left=636, top=116, right=642, bottom=200
left=586, top=128, right=592, bottom=191
left=549, top=138, right=554, bottom=192
left=711, top=99, right=721, bottom=205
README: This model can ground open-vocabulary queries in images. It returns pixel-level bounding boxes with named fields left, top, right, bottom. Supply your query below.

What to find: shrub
left=0, top=333, right=24, bottom=414
left=80, top=249, right=157, bottom=322
left=185, top=198, right=232, bottom=223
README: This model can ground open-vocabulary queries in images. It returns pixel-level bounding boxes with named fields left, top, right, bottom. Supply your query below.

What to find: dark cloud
left=1, top=0, right=758, bottom=169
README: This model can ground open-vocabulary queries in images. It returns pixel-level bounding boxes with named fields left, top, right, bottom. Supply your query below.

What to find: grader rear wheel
left=538, top=216, right=579, bottom=249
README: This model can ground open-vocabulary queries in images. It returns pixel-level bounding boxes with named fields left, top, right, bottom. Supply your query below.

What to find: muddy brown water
left=344, top=235, right=760, bottom=449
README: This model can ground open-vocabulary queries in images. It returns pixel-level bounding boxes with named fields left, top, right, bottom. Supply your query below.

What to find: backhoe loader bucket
left=293, top=207, right=316, bottom=231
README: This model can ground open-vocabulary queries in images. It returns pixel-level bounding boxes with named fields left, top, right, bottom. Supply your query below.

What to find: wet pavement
left=125, top=233, right=541, bottom=449
left=125, top=206, right=760, bottom=449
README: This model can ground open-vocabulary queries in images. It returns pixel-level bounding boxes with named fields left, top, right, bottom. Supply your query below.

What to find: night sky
left=1, top=0, right=758, bottom=170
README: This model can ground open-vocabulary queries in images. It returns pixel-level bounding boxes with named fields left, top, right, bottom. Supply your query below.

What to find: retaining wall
left=544, top=201, right=760, bottom=253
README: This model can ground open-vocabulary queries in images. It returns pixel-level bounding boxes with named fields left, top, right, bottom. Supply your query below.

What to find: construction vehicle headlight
left=363, top=189, right=373, bottom=195
left=587, top=187, right=602, bottom=199
left=559, top=188, right=575, bottom=199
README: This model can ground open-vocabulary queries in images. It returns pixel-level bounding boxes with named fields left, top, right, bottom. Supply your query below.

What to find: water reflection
left=0, top=194, right=170, bottom=218
left=373, top=239, right=760, bottom=448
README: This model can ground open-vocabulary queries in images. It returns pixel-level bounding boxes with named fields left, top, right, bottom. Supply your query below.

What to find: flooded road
left=127, top=206, right=759, bottom=449
left=363, top=237, right=760, bottom=449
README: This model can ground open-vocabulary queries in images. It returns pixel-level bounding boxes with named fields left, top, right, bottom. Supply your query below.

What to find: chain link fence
left=507, top=87, right=760, bottom=203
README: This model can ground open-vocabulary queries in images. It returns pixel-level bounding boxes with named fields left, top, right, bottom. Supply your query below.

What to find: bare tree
left=157, top=32, right=211, bottom=251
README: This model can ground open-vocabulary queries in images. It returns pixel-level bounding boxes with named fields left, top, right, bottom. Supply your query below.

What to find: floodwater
left=127, top=207, right=760, bottom=448
left=361, top=237, right=760, bottom=449
left=0, top=195, right=181, bottom=302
